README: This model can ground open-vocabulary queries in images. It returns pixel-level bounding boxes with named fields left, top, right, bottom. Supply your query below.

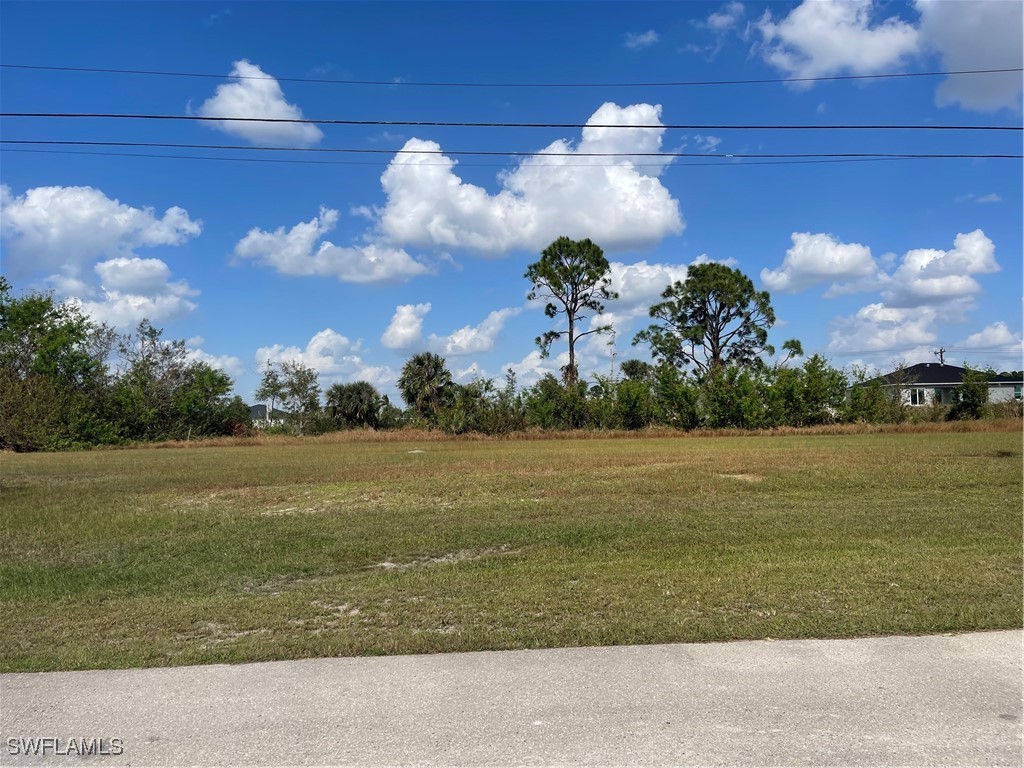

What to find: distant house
left=861, top=363, right=1022, bottom=406
left=248, top=404, right=289, bottom=428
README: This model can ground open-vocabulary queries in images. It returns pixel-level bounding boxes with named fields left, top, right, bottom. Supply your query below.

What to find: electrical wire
left=831, top=344, right=1023, bottom=357
left=2, top=147, right=937, bottom=168
left=3, top=112, right=1018, bottom=131
left=2, top=63, right=1021, bottom=88
left=3, top=140, right=1020, bottom=159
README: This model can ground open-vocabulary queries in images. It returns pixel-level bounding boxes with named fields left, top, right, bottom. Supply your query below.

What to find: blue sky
left=2, top=0, right=1021, bottom=403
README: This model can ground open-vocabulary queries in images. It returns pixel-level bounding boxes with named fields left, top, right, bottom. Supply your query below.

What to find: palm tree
left=397, top=352, right=453, bottom=421
left=325, top=381, right=382, bottom=429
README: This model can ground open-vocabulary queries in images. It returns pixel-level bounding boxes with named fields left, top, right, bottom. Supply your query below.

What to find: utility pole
left=933, top=347, right=946, bottom=365
left=608, top=328, right=617, bottom=381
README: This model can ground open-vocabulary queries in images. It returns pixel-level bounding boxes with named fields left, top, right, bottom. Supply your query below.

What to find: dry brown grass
left=120, top=417, right=1023, bottom=451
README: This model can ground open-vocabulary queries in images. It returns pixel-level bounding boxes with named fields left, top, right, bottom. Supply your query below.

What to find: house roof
left=992, top=371, right=1024, bottom=384
left=869, top=363, right=1022, bottom=387
left=248, top=404, right=290, bottom=420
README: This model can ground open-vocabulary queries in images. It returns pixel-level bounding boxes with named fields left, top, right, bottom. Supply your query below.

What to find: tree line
left=2, top=237, right=1010, bottom=451
left=253, top=237, right=1008, bottom=436
left=1, top=278, right=248, bottom=451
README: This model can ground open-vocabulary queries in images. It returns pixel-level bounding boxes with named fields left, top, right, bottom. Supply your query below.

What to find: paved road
left=2, top=630, right=1021, bottom=767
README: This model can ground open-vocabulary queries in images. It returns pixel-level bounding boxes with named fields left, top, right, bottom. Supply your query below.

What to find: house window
left=910, top=388, right=928, bottom=405
left=934, top=388, right=943, bottom=404
left=1015, top=385, right=1022, bottom=401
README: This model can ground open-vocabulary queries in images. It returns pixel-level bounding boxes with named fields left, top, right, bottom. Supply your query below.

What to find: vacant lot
left=2, top=428, right=1021, bottom=672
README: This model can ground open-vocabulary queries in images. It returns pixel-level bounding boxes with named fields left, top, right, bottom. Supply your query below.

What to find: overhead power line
left=2, top=140, right=1020, bottom=160
left=2, top=63, right=1021, bottom=88
left=1, top=147, right=935, bottom=169
left=832, top=343, right=1022, bottom=357
left=3, top=112, right=1018, bottom=132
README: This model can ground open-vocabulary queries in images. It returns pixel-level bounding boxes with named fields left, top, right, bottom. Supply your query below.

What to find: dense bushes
left=386, top=354, right=1009, bottom=435
left=215, top=351, right=1014, bottom=441
left=1, top=281, right=250, bottom=451
left=442, top=355, right=847, bottom=434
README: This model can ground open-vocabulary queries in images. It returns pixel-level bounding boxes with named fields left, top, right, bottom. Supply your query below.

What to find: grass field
left=1, top=426, right=1021, bottom=672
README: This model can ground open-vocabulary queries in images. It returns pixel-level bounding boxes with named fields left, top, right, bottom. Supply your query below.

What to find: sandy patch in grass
left=297, top=601, right=367, bottom=635
left=259, top=505, right=330, bottom=518
left=311, top=601, right=362, bottom=617
left=176, top=622, right=271, bottom=649
left=167, top=484, right=398, bottom=517
left=718, top=474, right=765, bottom=482
left=372, top=544, right=518, bottom=571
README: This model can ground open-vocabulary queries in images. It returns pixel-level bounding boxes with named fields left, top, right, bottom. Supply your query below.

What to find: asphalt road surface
left=2, top=630, right=1021, bottom=767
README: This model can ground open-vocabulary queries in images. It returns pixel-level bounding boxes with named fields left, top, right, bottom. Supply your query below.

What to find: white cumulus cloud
left=822, top=228, right=1010, bottom=368
left=454, top=362, right=487, bottom=383
left=954, top=322, right=1024, bottom=371
left=607, top=259, right=691, bottom=311
left=0, top=184, right=201, bottom=278
left=256, top=329, right=394, bottom=389
left=381, top=303, right=521, bottom=357
left=373, top=102, right=684, bottom=255
left=185, top=341, right=245, bottom=380
left=761, top=229, right=1000, bottom=308
left=502, top=349, right=570, bottom=388
left=233, top=207, right=431, bottom=283
left=71, top=291, right=197, bottom=329
left=195, top=59, right=324, bottom=146
left=916, top=0, right=1023, bottom=112
left=381, top=303, right=432, bottom=351
left=70, top=256, right=199, bottom=329
left=706, top=2, right=745, bottom=31
left=754, top=0, right=919, bottom=82
left=884, top=229, right=998, bottom=307
left=0, top=185, right=203, bottom=329
left=428, top=307, right=521, bottom=357
left=752, top=0, right=1021, bottom=112
left=958, top=321, right=1023, bottom=351
left=93, top=256, right=184, bottom=296
left=829, top=303, right=939, bottom=355
left=761, top=232, right=879, bottom=293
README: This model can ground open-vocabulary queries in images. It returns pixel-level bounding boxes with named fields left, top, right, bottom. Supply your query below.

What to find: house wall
left=898, top=386, right=958, bottom=406
left=252, top=418, right=286, bottom=429
left=989, top=384, right=1021, bottom=404
left=898, top=383, right=1021, bottom=406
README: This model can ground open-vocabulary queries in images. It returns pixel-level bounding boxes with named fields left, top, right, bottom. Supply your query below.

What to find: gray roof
left=870, top=363, right=1022, bottom=387
left=249, top=404, right=290, bottom=420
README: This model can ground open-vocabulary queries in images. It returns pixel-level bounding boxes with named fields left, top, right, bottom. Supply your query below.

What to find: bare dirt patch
left=718, top=474, right=765, bottom=482
left=371, top=544, right=518, bottom=572
left=311, top=601, right=362, bottom=618
left=176, top=621, right=271, bottom=649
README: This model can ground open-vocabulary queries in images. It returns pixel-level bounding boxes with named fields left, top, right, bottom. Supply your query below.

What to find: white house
left=865, top=363, right=1022, bottom=406
left=248, top=404, right=289, bottom=429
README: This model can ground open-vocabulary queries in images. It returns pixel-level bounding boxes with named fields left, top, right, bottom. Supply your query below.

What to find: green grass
left=1, top=429, right=1021, bottom=671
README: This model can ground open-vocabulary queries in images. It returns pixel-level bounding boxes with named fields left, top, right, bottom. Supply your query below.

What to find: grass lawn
left=1, top=427, right=1021, bottom=672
